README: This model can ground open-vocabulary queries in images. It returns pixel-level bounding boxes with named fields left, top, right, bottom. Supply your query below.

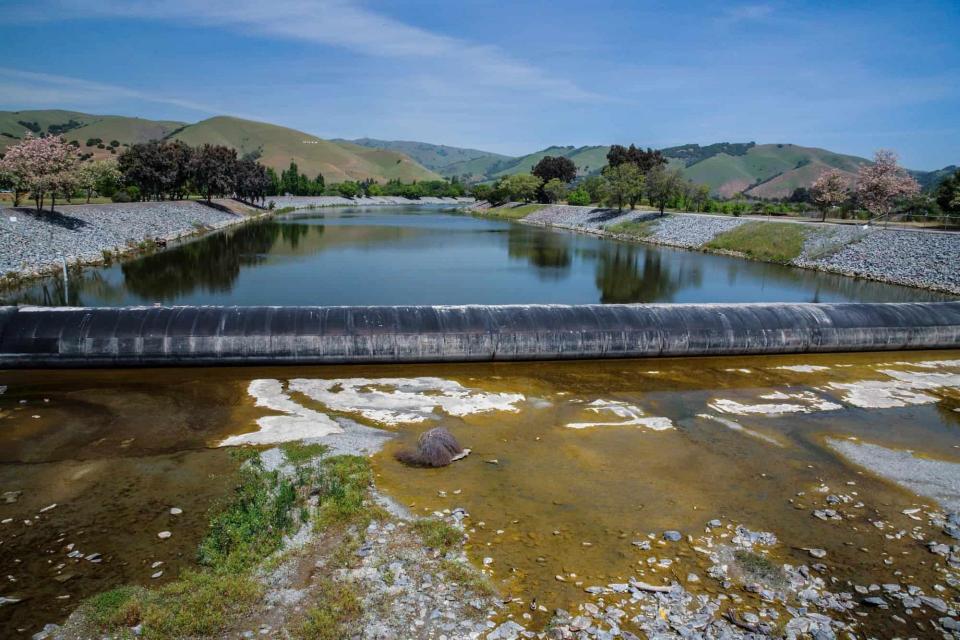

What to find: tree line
left=468, top=144, right=959, bottom=221
left=471, top=144, right=707, bottom=215
left=0, top=133, right=465, bottom=211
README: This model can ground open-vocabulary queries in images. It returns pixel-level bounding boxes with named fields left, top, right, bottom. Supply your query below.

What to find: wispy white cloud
left=0, top=67, right=265, bottom=119
left=8, top=0, right=601, bottom=101
left=719, top=3, right=775, bottom=24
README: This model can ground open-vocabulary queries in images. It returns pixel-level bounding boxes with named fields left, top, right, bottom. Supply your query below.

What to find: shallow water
left=2, top=207, right=952, bottom=306
left=2, top=352, right=960, bottom=635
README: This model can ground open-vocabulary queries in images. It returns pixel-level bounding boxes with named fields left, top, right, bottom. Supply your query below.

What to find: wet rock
left=662, top=530, right=682, bottom=542
left=2, top=491, right=22, bottom=504
left=487, top=620, right=525, bottom=639
left=941, top=617, right=960, bottom=632
left=807, top=548, right=827, bottom=559
left=169, top=507, right=183, bottom=516
left=0, top=596, right=22, bottom=606
left=921, top=595, right=950, bottom=613
left=157, top=531, right=172, bottom=540
left=861, top=596, right=887, bottom=607
left=31, top=624, right=59, bottom=640
left=707, top=519, right=722, bottom=528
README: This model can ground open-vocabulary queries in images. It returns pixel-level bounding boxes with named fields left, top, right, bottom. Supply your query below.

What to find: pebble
left=157, top=531, right=172, bottom=540
left=170, top=507, right=183, bottom=515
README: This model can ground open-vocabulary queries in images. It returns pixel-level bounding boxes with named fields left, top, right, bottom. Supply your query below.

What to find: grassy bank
left=705, top=220, right=809, bottom=263
left=477, top=203, right=545, bottom=219
left=606, top=218, right=659, bottom=240
left=76, top=446, right=376, bottom=639
left=71, top=441, right=494, bottom=639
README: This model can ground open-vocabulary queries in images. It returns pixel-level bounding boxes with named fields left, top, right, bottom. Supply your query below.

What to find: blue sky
left=1, top=0, right=958, bottom=169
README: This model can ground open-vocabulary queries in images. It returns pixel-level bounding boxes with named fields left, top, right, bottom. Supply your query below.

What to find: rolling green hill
left=0, top=109, right=185, bottom=160
left=171, top=117, right=439, bottom=183
left=343, top=138, right=511, bottom=177
left=3, top=110, right=953, bottom=195
left=0, top=111, right=440, bottom=183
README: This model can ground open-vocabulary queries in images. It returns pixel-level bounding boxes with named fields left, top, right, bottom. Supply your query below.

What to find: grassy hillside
left=344, top=138, right=511, bottom=175
left=490, top=145, right=610, bottom=179
left=1, top=111, right=440, bottom=183
left=172, top=117, right=439, bottom=183
left=0, top=109, right=184, bottom=159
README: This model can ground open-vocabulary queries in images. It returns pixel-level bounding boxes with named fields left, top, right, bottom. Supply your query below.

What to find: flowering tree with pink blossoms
left=856, top=150, right=920, bottom=219
left=0, top=133, right=79, bottom=211
left=810, top=169, right=850, bottom=221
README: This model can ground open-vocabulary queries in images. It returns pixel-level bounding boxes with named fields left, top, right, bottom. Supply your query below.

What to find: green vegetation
left=281, top=441, right=330, bottom=464
left=480, top=203, right=545, bottom=219
left=313, top=454, right=379, bottom=530
left=440, top=560, right=495, bottom=597
left=706, top=221, right=808, bottom=263
left=79, top=450, right=376, bottom=639
left=606, top=219, right=658, bottom=239
left=413, top=518, right=462, bottom=552
left=296, top=579, right=363, bottom=640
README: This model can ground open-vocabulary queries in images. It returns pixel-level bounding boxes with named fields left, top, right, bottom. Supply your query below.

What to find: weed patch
left=296, top=579, right=362, bottom=640
left=413, top=518, right=462, bottom=552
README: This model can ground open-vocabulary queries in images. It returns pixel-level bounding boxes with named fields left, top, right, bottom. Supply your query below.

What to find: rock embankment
left=796, top=228, right=960, bottom=293
left=0, top=201, right=248, bottom=281
left=501, top=203, right=960, bottom=294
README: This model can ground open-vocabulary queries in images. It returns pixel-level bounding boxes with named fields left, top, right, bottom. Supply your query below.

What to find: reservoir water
left=1, top=206, right=950, bottom=307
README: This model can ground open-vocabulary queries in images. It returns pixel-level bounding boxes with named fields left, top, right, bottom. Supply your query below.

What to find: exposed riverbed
left=3, top=352, right=960, bottom=637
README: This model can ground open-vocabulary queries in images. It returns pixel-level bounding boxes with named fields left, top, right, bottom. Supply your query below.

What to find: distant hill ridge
left=0, top=110, right=952, bottom=195
left=0, top=110, right=439, bottom=183
left=349, top=138, right=954, bottom=198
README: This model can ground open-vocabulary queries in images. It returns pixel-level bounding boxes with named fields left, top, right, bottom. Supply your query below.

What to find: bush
left=125, top=185, right=140, bottom=201
left=111, top=190, right=131, bottom=203
left=567, top=188, right=590, bottom=206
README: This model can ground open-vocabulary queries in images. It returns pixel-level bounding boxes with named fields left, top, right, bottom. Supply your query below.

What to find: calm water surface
left=2, top=206, right=950, bottom=306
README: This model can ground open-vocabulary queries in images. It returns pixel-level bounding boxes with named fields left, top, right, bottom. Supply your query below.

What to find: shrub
left=111, top=190, right=131, bottom=203
left=567, top=188, right=590, bottom=206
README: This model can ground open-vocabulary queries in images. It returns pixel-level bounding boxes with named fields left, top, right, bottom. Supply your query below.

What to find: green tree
left=532, top=156, right=576, bottom=202
left=567, top=187, right=590, bottom=206
left=646, top=166, right=685, bottom=215
left=580, top=175, right=607, bottom=204
left=692, top=184, right=710, bottom=212
left=500, top=174, right=542, bottom=203
left=337, top=181, right=360, bottom=198
left=76, top=159, right=121, bottom=202
left=542, top=178, right=568, bottom=204
left=601, top=163, right=643, bottom=211
left=190, top=144, right=237, bottom=202
left=471, top=183, right=492, bottom=201
left=935, top=169, right=960, bottom=214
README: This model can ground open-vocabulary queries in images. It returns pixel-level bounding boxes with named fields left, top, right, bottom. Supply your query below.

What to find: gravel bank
left=798, top=228, right=960, bottom=294
left=0, top=201, right=247, bottom=280
left=642, top=214, right=748, bottom=249
left=485, top=203, right=960, bottom=294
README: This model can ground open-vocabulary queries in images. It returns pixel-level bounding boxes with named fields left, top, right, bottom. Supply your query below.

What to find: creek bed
left=2, top=352, right=960, bottom=637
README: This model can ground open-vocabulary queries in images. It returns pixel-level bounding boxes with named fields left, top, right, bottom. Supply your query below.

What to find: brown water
left=2, top=353, right=960, bottom=636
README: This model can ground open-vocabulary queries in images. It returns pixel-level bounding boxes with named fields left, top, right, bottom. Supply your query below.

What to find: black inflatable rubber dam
left=0, top=302, right=959, bottom=368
